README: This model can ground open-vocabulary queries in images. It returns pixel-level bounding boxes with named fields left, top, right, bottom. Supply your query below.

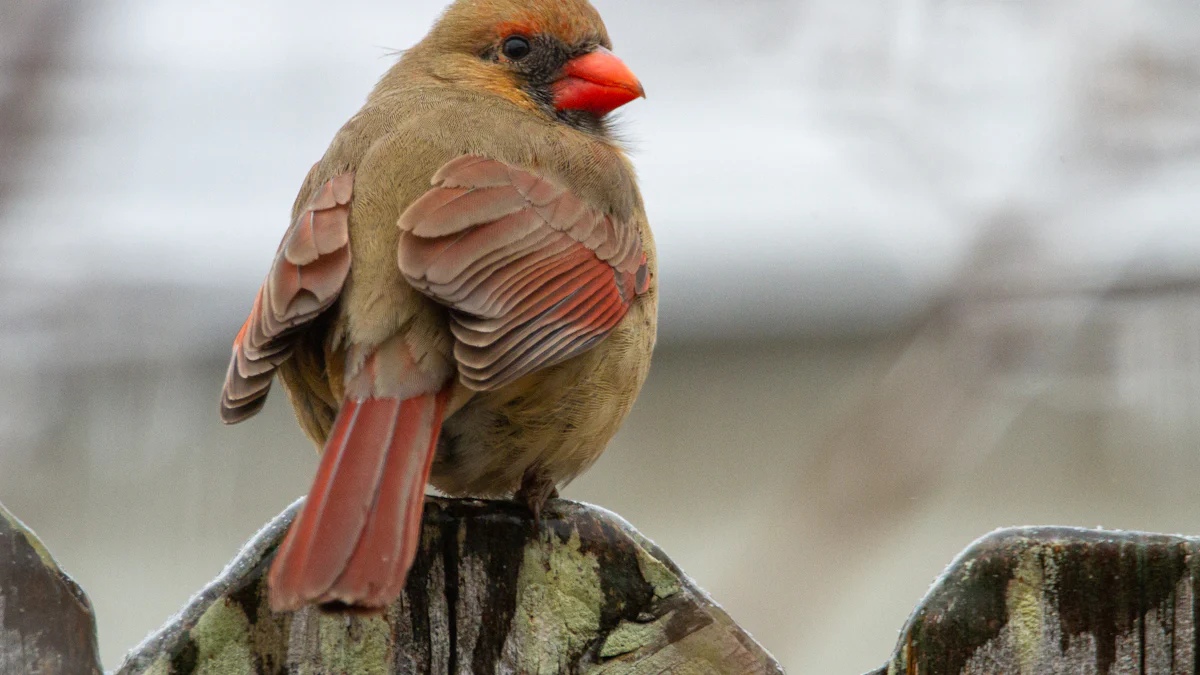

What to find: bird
left=218, top=0, right=656, bottom=613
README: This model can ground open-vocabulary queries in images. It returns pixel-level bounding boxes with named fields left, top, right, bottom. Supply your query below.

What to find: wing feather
left=398, top=156, right=649, bottom=391
left=220, top=173, right=354, bottom=424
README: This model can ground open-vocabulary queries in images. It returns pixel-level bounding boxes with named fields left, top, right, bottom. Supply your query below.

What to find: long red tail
left=268, top=391, right=447, bottom=612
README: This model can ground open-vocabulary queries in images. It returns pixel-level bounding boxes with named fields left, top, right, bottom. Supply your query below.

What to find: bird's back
left=277, top=70, right=658, bottom=493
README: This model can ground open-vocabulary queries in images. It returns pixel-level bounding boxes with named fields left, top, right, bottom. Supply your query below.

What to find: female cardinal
left=219, top=0, right=656, bottom=612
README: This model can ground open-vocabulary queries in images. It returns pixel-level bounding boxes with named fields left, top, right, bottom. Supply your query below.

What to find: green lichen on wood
left=506, top=528, right=605, bottom=671
left=600, top=619, right=668, bottom=658
left=191, top=599, right=254, bottom=674
left=634, top=538, right=682, bottom=601
left=1003, top=546, right=1046, bottom=672
left=116, top=498, right=785, bottom=675
left=880, top=527, right=1200, bottom=675
left=312, top=611, right=390, bottom=675
left=240, top=581, right=289, bottom=672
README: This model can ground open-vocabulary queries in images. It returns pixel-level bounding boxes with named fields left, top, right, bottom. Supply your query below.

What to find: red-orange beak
left=552, top=47, right=645, bottom=116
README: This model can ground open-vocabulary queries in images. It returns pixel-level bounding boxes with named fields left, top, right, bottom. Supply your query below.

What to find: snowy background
left=3, top=0, right=1200, bottom=671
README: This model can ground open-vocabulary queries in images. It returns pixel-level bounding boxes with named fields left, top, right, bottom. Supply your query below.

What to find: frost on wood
left=0, top=501, right=102, bottom=675
left=876, top=527, right=1200, bottom=675
left=116, top=498, right=786, bottom=675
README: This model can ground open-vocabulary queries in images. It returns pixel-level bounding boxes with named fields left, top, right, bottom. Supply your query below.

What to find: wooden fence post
left=874, top=527, right=1200, bottom=674
left=0, top=502, right=102, bottom=675
left=115, top=498, right=786, bottom=674
left=13, top=497, right=1194, bottom=674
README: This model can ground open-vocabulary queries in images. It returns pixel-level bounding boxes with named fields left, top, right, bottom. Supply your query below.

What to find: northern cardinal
left=219, top=0, right=655, bottom=612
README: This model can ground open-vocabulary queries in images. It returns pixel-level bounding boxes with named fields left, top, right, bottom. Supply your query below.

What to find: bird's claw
left=517, top=469, right=559, bottom=535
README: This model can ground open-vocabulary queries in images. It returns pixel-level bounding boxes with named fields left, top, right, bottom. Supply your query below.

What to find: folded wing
left=220, top=173, right=354, bottom=423
left=398, top=156, right=650, bottom=391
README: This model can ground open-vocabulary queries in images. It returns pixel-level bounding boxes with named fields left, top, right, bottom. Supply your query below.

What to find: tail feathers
left=268, top=391, right=447, bottom=612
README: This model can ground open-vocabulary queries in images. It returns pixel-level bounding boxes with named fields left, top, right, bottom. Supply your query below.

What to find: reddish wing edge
left=220, top=172, right=354, bottom=424
left=397, top=156, right=650, bottom=391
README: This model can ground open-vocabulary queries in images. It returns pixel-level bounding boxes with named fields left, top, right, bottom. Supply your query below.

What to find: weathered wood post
left=11, top=496, right=1200, bottom=674
left=114, top=498, right=785, bottom=674
left=874, top=527, right=1200, bottom=674
left=0, top=503, right=102, bottom=675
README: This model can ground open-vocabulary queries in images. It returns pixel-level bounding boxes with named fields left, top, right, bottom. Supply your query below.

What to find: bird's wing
left=220, top=173, right=354, bottom=423
left=398, top=155, right=650, bottom=391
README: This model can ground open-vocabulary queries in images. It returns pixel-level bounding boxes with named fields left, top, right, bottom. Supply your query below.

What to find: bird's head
left=411, top=0, right=645, bottom=134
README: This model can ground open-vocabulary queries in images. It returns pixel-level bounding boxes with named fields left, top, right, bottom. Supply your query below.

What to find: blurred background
left=3, top=0, right=1200, bottom=671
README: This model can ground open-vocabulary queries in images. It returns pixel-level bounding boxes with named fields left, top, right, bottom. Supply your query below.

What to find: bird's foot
left=517, top=468, right=559, bottom=533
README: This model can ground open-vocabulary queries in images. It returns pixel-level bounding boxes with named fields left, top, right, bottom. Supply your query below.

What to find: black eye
left=502, top=36, right=532, bottom=61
